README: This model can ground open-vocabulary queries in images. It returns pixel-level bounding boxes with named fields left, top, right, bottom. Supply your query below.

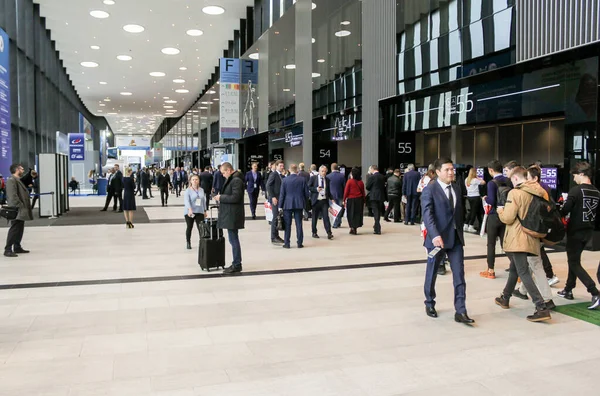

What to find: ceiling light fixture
left=202, top=6, right=225, bottom=15
left=120, top=92, right=133, bottom=96
left=165, top=100, right=177, bottom=104
left=312, top=73, right=321, bottom=78
left=284, top=64, right=296, bottom=70
left=173, top=79, right=186, bottom=83
left=99, top=81, right=108, bottom=85
left=283, top=88, right=291, bottom=92
left=312, top=38, right=316, bottom=43
left=103, top=0, right=115, bottom=5
left=312, top=3, right=317, bottom=10
left=90, top=10, right=110, bottom=19
left=163, top=105, right=173, bottom=109
left=175, top=89, right=189, bottom=93
left=207, top=90, right=216, bottom=94
left=335, top=30, right=352, bottom=37
left=179, top=67, right=188, bottom=71
left=123, top=24, right=145, bottom=33
left=90, top=45, right=100, bottom=50
left=149, top=72, right=166, bottom=77
left=341, top=21, right=351, bottom=25
left=80, top=61, right=99, bottom=68
left=186, top=29, right=204, bottom=36
left=249, top=53, right=259, bottom=60
left=317, top=59, right=325, bottom=63
left=117, top=55, right=132, bottom=61
left=161, top=47, right=180, bottom=55
left=104, top=98, right=111, bottom=102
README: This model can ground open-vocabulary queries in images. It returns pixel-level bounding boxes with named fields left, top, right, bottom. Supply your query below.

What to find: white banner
left=115, top=136, right=151, bottom=150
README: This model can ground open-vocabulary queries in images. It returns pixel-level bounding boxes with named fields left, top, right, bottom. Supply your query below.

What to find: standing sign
left=68, top=133, right=85, bottom=161
left=219, top=58, right=241, bottom=140
left=241, top=59, right=258, bottom=138
left=0, top=28, right=12, bottom=177
left=541, top=167, right=558, bottom=189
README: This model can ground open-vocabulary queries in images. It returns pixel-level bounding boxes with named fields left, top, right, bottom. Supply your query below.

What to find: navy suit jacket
left=326, top=171, right=346, bottom=201
left=279, top=174, right=309, bottom=210
left=403, top=170, right=421, bottom=196
left=421, top=181, right=464, bottom=250
left=245, top=171, right=263, bottom=193
left=213, top=171, right=225, bottom=192
left=308, top=174, right=332, bottom=206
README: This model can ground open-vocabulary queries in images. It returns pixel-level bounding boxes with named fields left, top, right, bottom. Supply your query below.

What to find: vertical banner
left=0, top=28, right=12, bottom=177
left=241, top=59, right=259, bottom=138
left=153, top=142, right=163, bottom=162
left=219, top=58, right=241, bottom=140
left=68, top=133, right=85, bottom=161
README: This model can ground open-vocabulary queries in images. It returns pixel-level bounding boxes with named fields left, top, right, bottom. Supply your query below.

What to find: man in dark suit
left=298, top=163, right=311, bottom=220
left=421, top=157, right=473, bottom=325
left=172, top=166, right=183, bottom=197
left=308, top=165, right=333, bottom=240
left=245, top=162, right=263, bottom=220
left=212, top=165, right=225, bottom=195
left=327, top=163, right=346, bottom=228
left=402, top=164, right=421, bottom=225
left=135, top=169, right=142, bottom=196
left=112, top=164, right=124, bottom=212
left=279, top=164, right=309, bottom=249
left=366, top=165, right=386, bottom=235
left=141, top=168, right=151, bottom=199
left=266, top=160, right=285, bottom=244
left=156, top=168, right=171, bottom=206
left=199, top=166, right=213, bottom=205
left=101, top=169, right=115, bottom=211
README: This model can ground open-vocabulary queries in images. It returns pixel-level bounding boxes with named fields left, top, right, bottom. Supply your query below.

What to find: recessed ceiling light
left=207, top=90, right=216, bottom=94
left=317, top=59, right=326, bottom=63
left=283, top=88, right=291, bottom=92
left=90, top=45, right=100, bottom=50
left=163, top=105, right=173, bottom=109
left=99, top=81, right=108, bottom=85
left=80, top=61, right=99, bottom=68
left=312, top=3, right=317, bottom=10
left=249, top=53, right=259, bottom=60
left=107, top=112, right=117, bottom=115
left=117, top=55, right=132, bottom=61
left=284, top=64, right=296, bottom=70
left=175, top=89, right=189, bottom=93
left=123, top=24, right=145, bottom=33
left=90, top=10, right=110, bottom=19
left=165, top=100, right=177, bottom=104
left=312, top=73, right=321, bottom=78
left=173, top=79, right=186, bottom=83
left=179, top=67, right=188, bottom=71
left=186, top=29, right=204, bottom=37
left=103, top=0, right=115, bottom=5
left=202, top=6, right=225, bottom=15
left=200, top=106, right=208, bottom=109
left=312, top=38, right=316, bottom=43
left=213, top=98, right=219, bottom=101
left=201, top=102, right=211, bottom=105
left=149, top=72, right=166, bottom=77
left=104, top=98, right=111, bottom=102
left=97, top=110, right=103, bottom=112
left=99, top=103, right=106, bottom=106
left=163, top=97, right=170, bottom=99
left=161, top=47, right=180, bottom=55
left=120, top=92, right=133, bottom=96
left=335, top=30, right=352, bottom=37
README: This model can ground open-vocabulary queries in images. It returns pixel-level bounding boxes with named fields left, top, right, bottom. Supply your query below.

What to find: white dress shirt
left=436, top=179, right=456, bottom=208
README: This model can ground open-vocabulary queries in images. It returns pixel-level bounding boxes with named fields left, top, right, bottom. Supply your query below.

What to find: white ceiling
left=35, top=0, right=254, bottom=136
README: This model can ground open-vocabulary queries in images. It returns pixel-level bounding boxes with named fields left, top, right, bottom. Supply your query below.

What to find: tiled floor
left=0, top=190, right=599, bottom=395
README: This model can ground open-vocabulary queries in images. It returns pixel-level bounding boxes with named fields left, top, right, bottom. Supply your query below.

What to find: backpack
left=518, top=193, right=565, bottom=245
left=492, top=179, right=511, bottom=207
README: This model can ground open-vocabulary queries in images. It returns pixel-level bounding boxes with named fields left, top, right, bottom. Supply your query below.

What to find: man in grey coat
left=4, top=164, right=33, bottom=257
left=215, top=162, right=245, bottom=275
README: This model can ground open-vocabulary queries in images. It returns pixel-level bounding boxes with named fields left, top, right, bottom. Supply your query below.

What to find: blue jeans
left=227, top=229, right=242, bottom=267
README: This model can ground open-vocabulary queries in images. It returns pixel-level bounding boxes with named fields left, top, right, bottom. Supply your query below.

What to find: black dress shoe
left=14, top=248, right=30, bottom=254
left=3, top=251, right=18, bottom=258
left=374, top=231, right=382, bottom=235
left=282, top=245, right=290, bottom=249
left=312, top=234, right=320, bottom=239
left=426, top=306, right=438, bottom=318
left=297, top=244, right=304, bottom=249
left=100, top=209, right=107, bottom=212
left=272, top=239, right=284, bottom=245
left=384, top=218, right=391, bottom=222
left=223, top=265, right=242, bottom=275
left=437, top=265, right=447, bottom=275
left=327, top=233, right=334, bottom=240
left=186, top=242, right=192, bottom=250
left=455, top=312, right=475, bottom=324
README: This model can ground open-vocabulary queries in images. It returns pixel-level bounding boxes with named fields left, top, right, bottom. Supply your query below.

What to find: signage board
left=68, top=133, right=85, bottom=161
left=219, top=58, right=241, bottom=140
left=115, top=136, right=151, bottom=150
left=541, top=167, right=558, bottom=189
left=0, top=28, right=12, bottom=177
left=241, top=59, right=258, bottom=138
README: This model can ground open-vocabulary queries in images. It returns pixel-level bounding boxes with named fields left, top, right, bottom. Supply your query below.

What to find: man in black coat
left=141, top=168, right=151, bottom=199
left=366, top=165, right=386, bottom=235
left=157, top=168, right=171, bottom=206
left=200, top=166, right=214, bottom=205
left=112, top=165, right=124, bottom=212
left=215, top=162, right=245, bottom=275
left=266, top=160, right=285, bottom=244
left=384, top=169, right=402, bottom=223
left=298, top=163, right=312, bottom=220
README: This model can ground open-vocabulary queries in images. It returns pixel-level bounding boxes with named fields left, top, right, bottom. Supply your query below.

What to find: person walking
left=212, top=165, right=225, bottom=195
left=327, top=163, right=346, bottom=228
left=266, top=160, right=285, bottom=245
left=4, top=164, right=33, bottom=257
left=157, top=168, right=171, bottom=207
left=298, top=163, right=311, bottom=221
left=214, top=163, right=245, bottom=274
left=172, top=167, right=183, bottom=197
left=112, top=164, right=124, bottom=212
left=402, top=164, right=421, bottom=225
left=184, top=174, right=208, bottom=250
left=245, top=162, right=263, bottom=220
left=366, top=165, right=386, bottom=235
left=384, top=169, right=402, bottom=223
left=122, top=168, right=137, bottom=229
left=100, top=169, right=115, bottom=211
left=421, top=158, right=474, bottom=324
left=279, top=164, right=309, bottom=249
left=464, top=167, right=485, bottom=233
left=200, top=166, right=214, bottom=205
left=308, top=165, right=334, bottom=240
left=343, top=168, right=366, bottom=235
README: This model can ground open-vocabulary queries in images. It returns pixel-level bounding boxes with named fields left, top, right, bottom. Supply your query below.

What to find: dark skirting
left=122, top=177, right=137, bottom=211
left=346, top=197, right=364, bottom=229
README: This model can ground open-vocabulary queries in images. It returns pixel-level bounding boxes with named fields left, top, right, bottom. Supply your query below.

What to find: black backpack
left=518, top=193, right=565, bottom=245
left=492, top=179, right=511, bottom=207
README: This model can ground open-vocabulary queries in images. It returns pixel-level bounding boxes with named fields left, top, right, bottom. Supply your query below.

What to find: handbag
left=0, top=206, right=18, bottom=221
left=276, top=211, right=285, bottom=231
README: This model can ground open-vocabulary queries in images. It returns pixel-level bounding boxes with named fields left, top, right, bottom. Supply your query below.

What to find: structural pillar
left=258, top=34, right=270, bottom=134
left=361, top=0, right=396, bottom=175
left=295, top=0, right=313, bottom=166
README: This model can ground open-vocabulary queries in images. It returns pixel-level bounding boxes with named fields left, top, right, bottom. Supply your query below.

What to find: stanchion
left=50, top=192, right=57, bottom=219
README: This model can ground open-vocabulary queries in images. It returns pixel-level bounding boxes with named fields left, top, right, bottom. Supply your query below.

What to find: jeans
left=161, top=189, right=169, bottom=206
left=385, top=195, right=401, bottom=222
left=311, top=199, right=331, bottom=235
left=503, top=252, right=546, bottom=310
left=486, top=213, right=506, bottom=270
left=184, top=214, right=204, bottom=242
left=519, top=255, right=553, bottom=301
left=227, top=229, right=242, bottom=267
left=4, top=220, right=25, bottom=252
left=565, top=233, right=599, bottom=295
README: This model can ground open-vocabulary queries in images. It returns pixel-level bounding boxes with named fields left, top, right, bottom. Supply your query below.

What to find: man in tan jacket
left=494, top=166, right=551, bottom=322
left=4, top=164, right=33, bottom=258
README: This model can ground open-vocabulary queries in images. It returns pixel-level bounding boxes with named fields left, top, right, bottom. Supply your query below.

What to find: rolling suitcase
left=198, top=206, right=226, bottom=271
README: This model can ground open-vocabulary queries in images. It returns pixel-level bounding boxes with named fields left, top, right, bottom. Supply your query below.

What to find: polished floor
left=0, top=190, right=599, bottom=395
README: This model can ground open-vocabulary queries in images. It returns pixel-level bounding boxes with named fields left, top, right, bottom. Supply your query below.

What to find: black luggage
left=198, top=206, right=226, bottom=271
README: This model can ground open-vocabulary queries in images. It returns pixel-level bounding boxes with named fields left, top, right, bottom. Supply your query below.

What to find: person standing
left=100, top=169, right=115, bottom=211
left=366, top=165, right=386, bottom=235
left=212, top=165, right=225, bottom=195
left=266, top=160, right=285, bottom=245
left=308, top=165, right=334, bottom=240
left=214, top=163, right=245, bottom=274
left=298, top=163, right=311, bottom=221
left=494, top=167, right=552, bottom=321
left=327, top=163, right=346, bottom=228
left=135, top=169, right=142, bottom=196
left=384, top=169, right=402, bottom=223
left=421, top=158, right=474, bottom=324
left=112, top=164, right=124, bottom=212
left=157, top=168, right=171, bottom=207
left=30, top=171, right=40, bottom=210
left=146, top=168, right=154, bottom=198
left=402, top=164, right=421, bottom=225
left=122, top=169, right=137, bottom=229
left=558, top=161, right=600, bottom=310
left=245, top=162, right=263, bottom=220
left=184, top=174, right=208, bottom=250
left=464, top=167, right=485, bottom=233
left=343, top=168, right=366, bottom=235
left=279, top=164, right=309, bottom=249
left=141, top=168, right=151, bottom=199
left=200, top=166, right=214, bottom=205
left=4, top=164, right=33, bottom=257
left=172, top=167, right=182, bottom=197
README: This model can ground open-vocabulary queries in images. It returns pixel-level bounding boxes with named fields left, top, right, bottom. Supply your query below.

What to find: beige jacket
left=6, top=176, right=33, bottom=221
left=498, top=181, right=549, bottom=256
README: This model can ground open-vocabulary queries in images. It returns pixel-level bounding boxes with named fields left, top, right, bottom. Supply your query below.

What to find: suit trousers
left=519, top=255, right=553, bottom=301
left=103, top=189, right=114, bottom=210
left=284, top=209, right=304, bottom=247
left=248, top=190, right=260, bottom=217
left=4, top=220, right=25, bottom=252
left=565, top=234, right=599, bottom=295
left=503, top=252, right=546, bottom=310
left=424, top=235, right=467, bottom=314
left=486, top=213, right=506, bottom=270
left=270, top=201, right=280, bottom=241
left=114, top=191, right=123, bottom=211
left=311, top=199, right=331, bottom=235
left=405, top=194, right=418, bottom=224
left=370, top=200, right=382, bottom=233
left=384, top=195, right=401, bottom=222
left=160, top=189, right=169, bottom=206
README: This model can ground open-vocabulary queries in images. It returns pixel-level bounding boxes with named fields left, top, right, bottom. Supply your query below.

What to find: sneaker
left=588, top=295, right=600, bottom=310
left=495, top=295, right=510, bottom=309
left=545, top=300, right=557, bottom=310
left=463, top=224, right=469, bottom=231
left=547, top=276, right=559, bottom=287
left=557, top=289, right=574, bottom=300
left=480, top=270, right=496, bottom=279
left=468, top=225, right=477, bottom=233
left=527, top=309, right=551, bottom=322
left=512, top=290, right=529, bottom=300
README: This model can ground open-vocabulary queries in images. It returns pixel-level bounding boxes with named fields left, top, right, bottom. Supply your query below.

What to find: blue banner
left=69, top=133, right=85, bottom=161
left=0, top=28, right=12, bottom=177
